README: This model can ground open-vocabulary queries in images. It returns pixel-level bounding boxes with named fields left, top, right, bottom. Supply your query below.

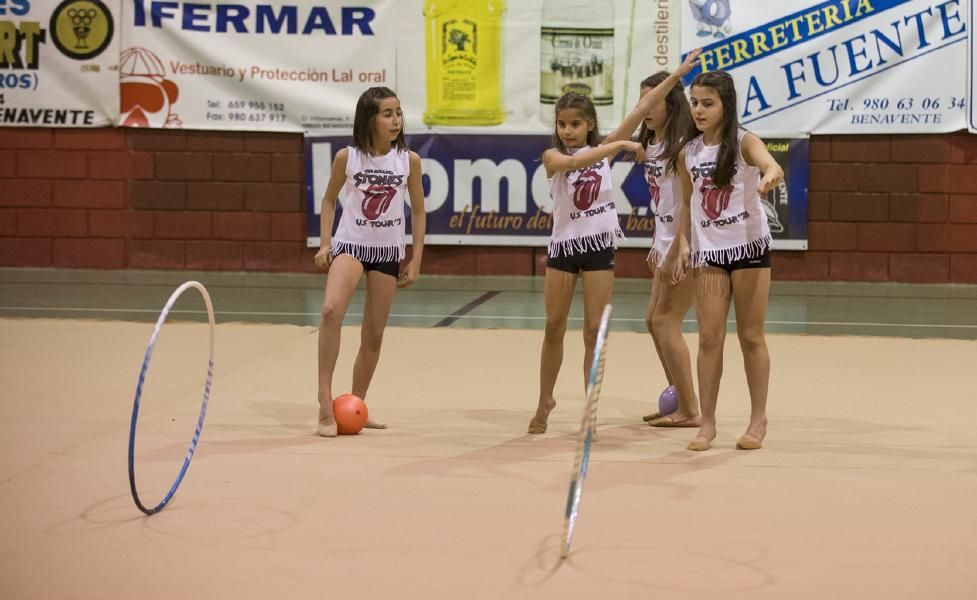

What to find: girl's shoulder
left=332, top=146, right=351, bottom=169
left=407, top=150, right=422, bottom=172
left=737, top=129, right=766, bottom=166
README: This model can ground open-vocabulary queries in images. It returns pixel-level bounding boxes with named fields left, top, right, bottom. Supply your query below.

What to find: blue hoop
left=561, top=304, right=612, bottom=559
left=128, top=281, right=216, bottom=516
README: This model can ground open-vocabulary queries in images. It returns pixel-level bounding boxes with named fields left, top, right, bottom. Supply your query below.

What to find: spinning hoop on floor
left=561, top=304, right=611, bottom=559
left=128, top=281, right=215, bottom=516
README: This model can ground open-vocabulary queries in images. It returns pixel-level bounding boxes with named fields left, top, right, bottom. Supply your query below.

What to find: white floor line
left=1, top=306, right=976, bottom=329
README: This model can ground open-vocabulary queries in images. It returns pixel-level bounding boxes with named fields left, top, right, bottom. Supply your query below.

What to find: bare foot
left=736, top=416, right=767, bottom=450
left=644, top=392, right=699, bottom=423
left=316, top=417, right=337, bottom=438
left=528, top=397, right=556, bottom=434
left=648, top=412, right=702, bottom=428
left=316, top=398, right=337, bottom=437
left=365, top=419, right=387, bottom=430
left=687, top=423, right=716, bottom=451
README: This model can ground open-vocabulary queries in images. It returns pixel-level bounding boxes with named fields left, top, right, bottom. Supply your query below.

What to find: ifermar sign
left=129, top=1, right=377, bottom=35
left=0, top=0, right=119, bottom=127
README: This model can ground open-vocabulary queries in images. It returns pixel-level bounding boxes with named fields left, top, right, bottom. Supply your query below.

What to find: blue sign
left=306, top=133, right=808, bottom=250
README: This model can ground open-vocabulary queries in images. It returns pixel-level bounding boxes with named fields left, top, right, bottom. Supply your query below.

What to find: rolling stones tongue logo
left=700, top=177, right=732, bottom=220
left=362, top=185, right=396, bottom=221
left=572, top=169, right=602, bottom=211
left=648, top=179, right=661, bottom=211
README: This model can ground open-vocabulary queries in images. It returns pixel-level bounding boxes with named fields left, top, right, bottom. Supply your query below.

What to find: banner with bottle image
left=111, top=0, right=681, bottom=133
left=680, top=0, right=968, bottom=135
left=304, top=134, right=808, bottom=250
left=117, top=0, right=397, bottom=130
left=396, top=0, right=683, bottom=133
left=0, top=0, right=120, bottom=127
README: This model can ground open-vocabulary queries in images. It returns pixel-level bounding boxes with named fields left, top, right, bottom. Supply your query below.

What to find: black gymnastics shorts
left=704, top=246, right=771, bottom=273
left=362, top=260, right=399, bottom=278
left=333, top=252, right=400, bottom=278
left=546, top=247, right=615, bottom=274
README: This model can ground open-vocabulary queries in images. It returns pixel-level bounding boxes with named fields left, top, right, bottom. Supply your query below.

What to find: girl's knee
left=544, top=317, right=567, bottom=340
left=737, top=328, right=766, bottom=353
left=361, top=328, right=384, bottom=353
left=650, top=313, right=674, bottom=337
left=583, top=324, right=600, bottom=348
left=698, top=327, right=725, bottom=352
left=321, top=301, right=342, bottom=326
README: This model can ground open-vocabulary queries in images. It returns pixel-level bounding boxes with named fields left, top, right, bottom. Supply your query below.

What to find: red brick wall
left=1, top=128, right=976, bottom=282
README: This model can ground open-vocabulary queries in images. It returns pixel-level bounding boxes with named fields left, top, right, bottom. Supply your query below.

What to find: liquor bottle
left=423, top=0, right=506, bottom=126
left=539, top=0, right=615, bottom=127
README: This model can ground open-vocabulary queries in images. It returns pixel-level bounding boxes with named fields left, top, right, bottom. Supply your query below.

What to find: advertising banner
left=118, top=0, right=682, bottom=134
left=969, top=0, right=977, bottom=132
left=1, top=0, right=120, bottom=127
left=118, top=0, right=397, bottom=130
left=305, top=134, right=808, bottom=251
left=394, top=0, right=683, bottom=134
left=681, top=0, right=968, bottom=135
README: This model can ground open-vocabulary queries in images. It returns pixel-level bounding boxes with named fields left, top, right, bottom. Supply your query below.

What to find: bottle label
left=440, top=19, right=478, bottom=102
left=540, top=26, right=614, bottom=106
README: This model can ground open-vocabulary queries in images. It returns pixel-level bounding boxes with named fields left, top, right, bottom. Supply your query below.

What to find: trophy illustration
left=68, top=8, right=97, bottom=49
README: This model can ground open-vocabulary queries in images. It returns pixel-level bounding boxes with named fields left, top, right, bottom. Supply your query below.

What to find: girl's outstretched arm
left=602, top=48, right=702, bottom=145
left=741, top=133, right=785, bottom=197
left=543, top=140, right=645, bottom=177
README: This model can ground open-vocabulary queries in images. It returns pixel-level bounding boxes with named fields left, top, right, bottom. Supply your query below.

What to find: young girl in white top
left=672, top=70, right=784, bottom=451
left=528, top=92, right=644, bottom=434
left=313, top=86, right=426, bottom=437
left=603, top=50, right=701, bottom=428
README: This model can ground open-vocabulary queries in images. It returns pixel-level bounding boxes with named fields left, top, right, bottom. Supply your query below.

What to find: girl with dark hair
left=528, top=91, right=642, bottom=434
left=604, top=50, right=702, bottom=428
left=672, top=70, right=784, bottom=451
left=313, top=87, right=426, bottom=437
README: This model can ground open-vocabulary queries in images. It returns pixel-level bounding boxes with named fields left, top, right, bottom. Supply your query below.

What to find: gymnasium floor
left=1, top=268, right=975, bottom=599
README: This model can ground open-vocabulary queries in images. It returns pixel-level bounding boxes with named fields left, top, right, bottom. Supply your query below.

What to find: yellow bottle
left=423, top=0, right=506, bottom=126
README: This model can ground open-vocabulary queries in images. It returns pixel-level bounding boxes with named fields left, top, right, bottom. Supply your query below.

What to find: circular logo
left=50, top=0, right=114, bottom=60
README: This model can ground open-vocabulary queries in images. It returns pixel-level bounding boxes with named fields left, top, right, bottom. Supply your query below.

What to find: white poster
left=681, top=0, right=968, bottom=135
left=969, top=0, right=977, bottom=132
left=119, top=0, right=397, bottom=131
left=396, top=0, right=684, bottom=135
left=117, top=0, right=682, bottom=133
left=0, top=0, right=120, bottom=127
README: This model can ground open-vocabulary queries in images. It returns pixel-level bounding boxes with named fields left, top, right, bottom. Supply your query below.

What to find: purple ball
left=658, top=385, right=678, bottom=415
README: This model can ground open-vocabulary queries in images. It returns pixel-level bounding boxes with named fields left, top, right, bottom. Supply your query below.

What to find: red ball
left=333, top=393, right=368, bottom=435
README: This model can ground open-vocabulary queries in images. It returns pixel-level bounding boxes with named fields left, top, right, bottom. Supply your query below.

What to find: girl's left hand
left=678, top=48, right=702, bottom=77
left=668, top=237, right=691, bottom=284
left=397, top=260, right=420, bottom=288
left=758, top=168, right=784, bottom=198
left=622, top=140, right=646, bottom=164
